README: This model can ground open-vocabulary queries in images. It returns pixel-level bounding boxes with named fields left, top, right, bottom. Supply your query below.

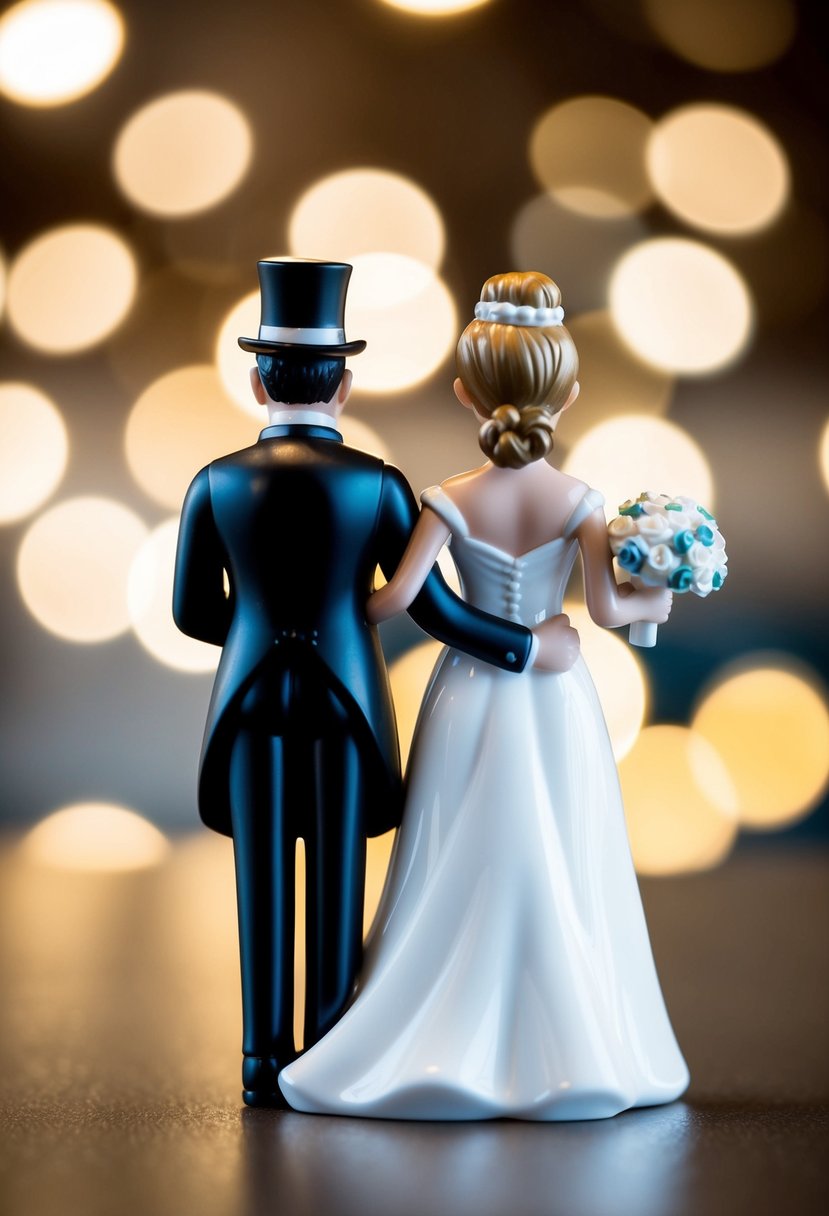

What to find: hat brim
left=238, top=336, right=366, bottom=356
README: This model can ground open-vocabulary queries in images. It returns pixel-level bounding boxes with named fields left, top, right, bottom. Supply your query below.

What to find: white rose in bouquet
left=637, top=513, right=674, bottom=545
left=608, top=492, right=728, bottom=647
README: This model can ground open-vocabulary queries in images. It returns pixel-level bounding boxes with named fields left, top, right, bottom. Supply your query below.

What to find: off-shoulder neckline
left=420, top=484, right=604, bottom=561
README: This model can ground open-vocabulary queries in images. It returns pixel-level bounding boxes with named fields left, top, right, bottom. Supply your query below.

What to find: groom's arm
left=173, top=466, right=232, bottom=646
left=375, top=465, right=533, bottom=674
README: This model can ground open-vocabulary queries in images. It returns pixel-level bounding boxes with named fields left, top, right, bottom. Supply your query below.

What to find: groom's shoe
left=242, top=1055, right=289, bottom=1109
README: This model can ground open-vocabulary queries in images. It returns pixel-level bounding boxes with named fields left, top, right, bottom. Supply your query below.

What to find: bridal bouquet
left=608, top=492, right=728, bottom=647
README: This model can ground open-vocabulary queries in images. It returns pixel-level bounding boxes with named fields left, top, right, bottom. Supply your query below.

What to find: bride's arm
left=368, top=507, right=451, bottom=624
left=577, top=509, right=672, bottom=628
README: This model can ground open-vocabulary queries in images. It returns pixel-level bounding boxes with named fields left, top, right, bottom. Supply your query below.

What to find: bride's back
left=422, top=477, right=602, bottom=627
left=443, top=463, right=589, bottom=558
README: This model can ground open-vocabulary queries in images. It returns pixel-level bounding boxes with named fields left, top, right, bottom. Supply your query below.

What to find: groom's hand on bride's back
left=532, top=614, right=580, bottom=672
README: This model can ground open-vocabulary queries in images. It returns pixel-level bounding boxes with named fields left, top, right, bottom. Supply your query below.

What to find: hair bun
left=478, top=404, right=556, bottom=469
left=490, top=404, right=522, bottom=432
left=480, top=270, right=561, bottom=312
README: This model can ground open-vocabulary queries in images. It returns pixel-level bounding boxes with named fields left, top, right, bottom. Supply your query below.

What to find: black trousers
left=228, top=662, right=366, bottom=1065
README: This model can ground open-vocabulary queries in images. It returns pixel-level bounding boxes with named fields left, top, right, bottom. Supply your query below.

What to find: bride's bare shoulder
left=441, top=465, right=590, bottom=507
left=554, top=469, right=591, bottom=503
left=439, top=466, right=489, bottom=503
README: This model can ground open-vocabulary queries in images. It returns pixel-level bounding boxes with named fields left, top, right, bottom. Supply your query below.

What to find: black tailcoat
left=173, top=425, right=533, bottom=840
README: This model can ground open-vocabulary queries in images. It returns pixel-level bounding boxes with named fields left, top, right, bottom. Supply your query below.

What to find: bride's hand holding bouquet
left=608, top=492, right=728, bottom=647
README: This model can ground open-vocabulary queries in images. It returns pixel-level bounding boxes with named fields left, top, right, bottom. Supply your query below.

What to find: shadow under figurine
left=172, top=260, right=553, bottom=1107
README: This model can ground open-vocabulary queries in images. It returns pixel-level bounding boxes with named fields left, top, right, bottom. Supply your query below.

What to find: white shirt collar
left=263, top=408, right=340, bottom=428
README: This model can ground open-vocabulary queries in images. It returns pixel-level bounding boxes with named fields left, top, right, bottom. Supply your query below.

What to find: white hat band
left=259, top=325, right=346, bottom=344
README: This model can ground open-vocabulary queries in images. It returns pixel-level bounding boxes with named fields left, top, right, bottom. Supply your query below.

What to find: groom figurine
left=174, top=259, right=547, bottom=1107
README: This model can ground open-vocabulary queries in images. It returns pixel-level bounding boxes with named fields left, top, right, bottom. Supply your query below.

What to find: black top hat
left=238, top=259, right=366, bottom=357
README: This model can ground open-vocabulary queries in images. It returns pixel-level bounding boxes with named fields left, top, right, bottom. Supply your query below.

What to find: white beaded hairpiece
left=474, top=300, right=565, bottom=327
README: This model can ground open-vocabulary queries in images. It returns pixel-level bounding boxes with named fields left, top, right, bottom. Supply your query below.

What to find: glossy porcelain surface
left=280, top=485, right=689, bottom=1120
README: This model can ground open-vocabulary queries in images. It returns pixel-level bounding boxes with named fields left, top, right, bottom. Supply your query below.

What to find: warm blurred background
left=1, top=3, right=828, bottom=1213
left=1, top=0, right=827, bottom=879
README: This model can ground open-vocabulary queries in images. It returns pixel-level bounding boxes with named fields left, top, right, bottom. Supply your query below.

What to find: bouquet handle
left=630, top=620, right=658, bottom=648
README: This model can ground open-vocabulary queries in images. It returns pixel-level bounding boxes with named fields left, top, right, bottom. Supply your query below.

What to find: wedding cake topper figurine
left=172, top=260, right=576, bottom=1108
left=279, top=270, right=689, bottom=1120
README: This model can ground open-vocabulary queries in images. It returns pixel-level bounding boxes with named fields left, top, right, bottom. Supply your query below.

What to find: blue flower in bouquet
left=607, top=490, right=729, bottom=648
left=609, top=491, right=728, bottom=615
left=617, top=538, right=648, bottom=573
left=669, top=565, right=694, bottom=591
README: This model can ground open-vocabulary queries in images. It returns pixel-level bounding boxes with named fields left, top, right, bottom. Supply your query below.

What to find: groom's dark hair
left=256, top=353, right=345, bottom=405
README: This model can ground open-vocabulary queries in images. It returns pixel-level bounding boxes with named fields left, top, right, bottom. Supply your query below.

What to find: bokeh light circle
left=530, top=96, right=653, bottom=219
left=17, top=496, right=148, bottom=642
left=348, top=254, right=457, bottom=394
left=693, top=659, right=829, bottom=830
left=339, top=416, right=392, bottom=461
left=126, top=365, right=257, bottom=509
left=643, top=0, right=796, bottom=73
left=23, top=803, right=169, bottom=871
left=510, top=193, right=646, bottom=315
left=563, top=603, right=648, bottom=759
left=562, top=414, right=714, bottom=521
left=289, top=169, right=444, bottom=267
left=619, top=725, right=738, bottom=875
left=563, top=311, right=673, bottom=447
left=377, top=0, right=491, bottom=13
left=821, top=419, right=829, bottom=496
left=216, top=288, right=271, bottom=415
left=437, top=545, right=461, bottom=595
left=0, top=383, right=68, bottom=523
left=128, top=518, right=219, bottom=673
left=0, top=0, right=123, bottom=106
left=7, top=224, right=137, bottom=354
left=609, top=238, right=753, bottom=375
left=389, top=640, right=444, bottom=768
left=113, top=90, right=253, bottom=218
left=648, top=104, right=789, bottom=236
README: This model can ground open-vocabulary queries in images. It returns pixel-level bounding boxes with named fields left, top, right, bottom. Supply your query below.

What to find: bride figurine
left=279, top=271, right=690, bottom=1121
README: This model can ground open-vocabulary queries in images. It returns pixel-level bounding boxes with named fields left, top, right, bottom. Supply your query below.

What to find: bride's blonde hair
left=456, top=271, right=578, bottom=468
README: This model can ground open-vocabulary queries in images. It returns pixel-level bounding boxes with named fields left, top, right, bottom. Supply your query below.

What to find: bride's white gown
left=280, top=483, right=689, bottom=1120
